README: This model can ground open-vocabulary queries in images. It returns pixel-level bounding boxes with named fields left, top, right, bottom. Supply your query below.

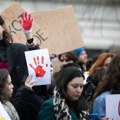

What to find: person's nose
left=76, top=87, right=82, bottom=93
left=11, top=84, right=14, bottom=89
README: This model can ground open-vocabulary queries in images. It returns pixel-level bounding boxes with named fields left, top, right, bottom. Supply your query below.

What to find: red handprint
left=19, top=12, right=33, bottom=31
left=29, top=56, right=48, bottom=77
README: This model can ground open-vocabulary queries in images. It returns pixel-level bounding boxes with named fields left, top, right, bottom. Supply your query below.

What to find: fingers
left=25, top=75, right=32, bottom=83
left=50, top=53, right=58, bottom=60
left=29, top=14, right=34, bottom=22
left=19, top=11, right=33, bottom=31
left=19, top=19, right=23, bottom=26
left=25, top=75, right=36, bottom=91
left=21, top=12, right=26, bottom=21
left=29, top=64, right=35, bottom=70
left=21, top=11, right=33, bottom=21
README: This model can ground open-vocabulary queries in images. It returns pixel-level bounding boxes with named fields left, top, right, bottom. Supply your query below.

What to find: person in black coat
left=0, top=12, right=39, bottom=99
left=13, top=75, right=52, bottom=120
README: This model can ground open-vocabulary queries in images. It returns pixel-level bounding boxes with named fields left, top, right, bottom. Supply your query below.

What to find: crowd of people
left=0, top=10, right=120, bottom=120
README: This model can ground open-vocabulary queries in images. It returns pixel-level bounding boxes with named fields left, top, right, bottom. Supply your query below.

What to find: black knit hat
left=0, top=16, right=5, bottom=26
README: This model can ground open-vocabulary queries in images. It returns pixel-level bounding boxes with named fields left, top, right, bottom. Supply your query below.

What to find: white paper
left=0, top=102, right=12, bottom=120
left=25, top=49, right=51, bottom=86
left=106, top=94, right=120, bottom=120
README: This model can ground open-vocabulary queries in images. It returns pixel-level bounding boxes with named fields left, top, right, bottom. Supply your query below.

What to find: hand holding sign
left=19, top=12, right=34, bottom=32
left=25, top=75, right=36, bottom=91
left=25, top=49, right=51, bottom=86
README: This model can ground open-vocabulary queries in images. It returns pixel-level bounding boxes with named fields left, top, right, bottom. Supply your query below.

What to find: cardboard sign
left=0, top=2, right=47, bottom=44
left=0, top=2, right=25, bottom=43
left=33, top=5, right=84, bottom=54
left=52, top=58, right=61, bottom=73
left=0, top=102, right=12, bottom=120
left=106, top=95, right=120, bottom=120
left=25, top=49, right=51, bottom=86
left=1, top=3, right=83, bottom=54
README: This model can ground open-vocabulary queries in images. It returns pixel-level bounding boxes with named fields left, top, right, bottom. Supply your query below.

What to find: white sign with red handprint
left=106, top=95, right=120, bottom=120
left=25, top=49, right=51, bottom=85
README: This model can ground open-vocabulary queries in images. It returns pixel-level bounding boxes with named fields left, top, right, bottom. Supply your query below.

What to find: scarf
left=53, top=87, right=88, bottom=120
left=2, top=101, right=19, bottom=120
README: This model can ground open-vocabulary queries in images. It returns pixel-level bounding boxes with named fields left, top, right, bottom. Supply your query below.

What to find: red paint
left=34, top=57, right=37, bottom=66
left=19, top=12, right=33, bottom=30
left=0, top=59, right=10, bottom=71
left=29, top=56, right=48, bottom=77
left=37, top=56, right=39, bottom=65
left=46, top=64, right=48, bottom=67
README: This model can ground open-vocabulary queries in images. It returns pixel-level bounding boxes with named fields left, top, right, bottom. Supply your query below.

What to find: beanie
left=74, top=48, right=85, bottom=56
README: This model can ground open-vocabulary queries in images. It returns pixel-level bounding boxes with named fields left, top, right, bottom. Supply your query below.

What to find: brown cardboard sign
left=33, top=5, right=84, bottom=54
left=0, top=2, right=25, bottom=43
left=0, top=2, right=47, bottom=44
left=0, top=3, right=83, bottom=54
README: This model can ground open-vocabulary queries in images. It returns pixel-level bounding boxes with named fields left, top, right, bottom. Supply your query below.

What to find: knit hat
left=0, top=16, right=5, bottom=26
left=74, top=48, right=85, bottom=56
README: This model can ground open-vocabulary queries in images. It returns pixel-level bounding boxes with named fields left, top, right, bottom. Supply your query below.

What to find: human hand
left=19, top=12, right=34, bottom=33
left=25, top=75, right=36, bottom=91
left=50, top=53, right=58, bottom=60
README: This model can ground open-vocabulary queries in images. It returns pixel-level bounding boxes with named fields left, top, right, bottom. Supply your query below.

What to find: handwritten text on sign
left=0, top=2, right=48, bottom=44
left=1, top=3, right=83, bottom=54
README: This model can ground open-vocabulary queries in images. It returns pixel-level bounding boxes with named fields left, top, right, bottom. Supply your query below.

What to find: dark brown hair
left=0, top=69, right=9, bottom=102
left=58, top=51, right=78, bottom=63
left=54, top=66, right=87, bottom=112
left=93, top=52, right=120, bottom=99
left=0, top=16, right=13, bottom=46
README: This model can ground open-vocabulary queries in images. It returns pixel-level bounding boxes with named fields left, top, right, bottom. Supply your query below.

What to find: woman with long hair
left=38, top=66, right=88, bottom=120
left=89, top=52, right=114, bottom=74
left=0, top=68, right=19, bottom=120
left=92, top=52, right=120, bottom=118
left=0, top=12, right=39, bottom=98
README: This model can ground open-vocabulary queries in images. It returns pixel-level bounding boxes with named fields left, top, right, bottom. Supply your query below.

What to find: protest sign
left=106, top=95, right=120, bottom=120
left=32, top=5, right=84, bottom=54
left=0, top=2, right=47, bottom=44
left=25, top=49, right=51, bottom=86
left=1, top=3, right=83, bottom=54
left=0, top=102, right=12, bottom=120
left=0, top=2, right=25, bottom=43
